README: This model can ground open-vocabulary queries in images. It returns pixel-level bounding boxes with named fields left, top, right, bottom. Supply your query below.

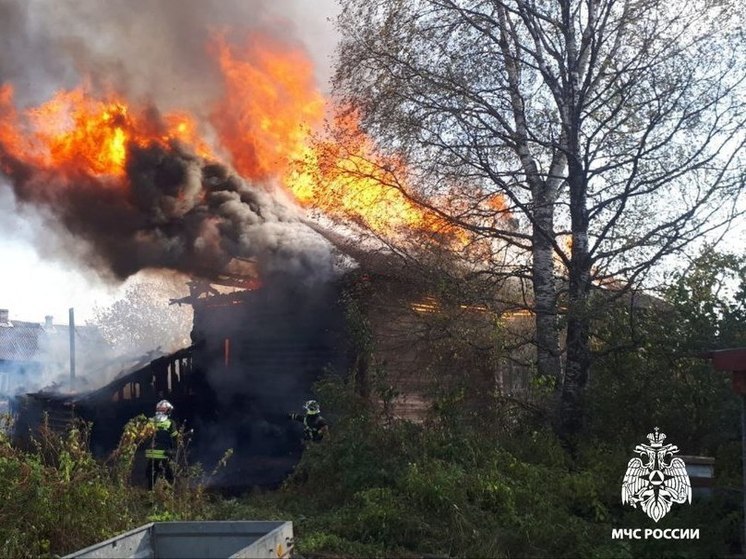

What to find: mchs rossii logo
left=621, top=427, right=692, bottom=522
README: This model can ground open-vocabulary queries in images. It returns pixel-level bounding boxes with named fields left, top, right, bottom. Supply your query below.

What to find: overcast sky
left=0, top=0, right=340, bottom=325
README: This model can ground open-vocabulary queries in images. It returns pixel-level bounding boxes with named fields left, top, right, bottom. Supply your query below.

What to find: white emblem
left=621, top=427, right=691, bottom=522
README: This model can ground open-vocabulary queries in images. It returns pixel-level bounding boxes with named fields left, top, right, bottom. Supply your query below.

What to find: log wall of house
left=350, top=273, right=509, bottom=420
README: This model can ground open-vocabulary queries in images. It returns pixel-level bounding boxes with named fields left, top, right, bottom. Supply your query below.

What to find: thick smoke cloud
left=0, top=139, right=335, bottom=283
left=0, top=0, right=340, bottom=283
left=0, top=0, right=339, bottom=108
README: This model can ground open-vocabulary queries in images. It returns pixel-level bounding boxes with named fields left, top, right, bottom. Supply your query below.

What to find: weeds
left=0, top=367, right=740, bottom=559
left=0, top=413, right=231, bottom=557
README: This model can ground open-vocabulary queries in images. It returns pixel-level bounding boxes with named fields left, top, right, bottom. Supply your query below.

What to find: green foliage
left=276, top=252, right=745, bottom=557
left=266, top=379, right=614, bottom=558
left=665, top=250, right=746, bottom=349
left=588, top=249, right=744, bottom=450
left=0, top=414, right=226, bottom=557
left=582, top=249, right=745, bottom=555
left=300, top=531, right=386, bottom=557
left=0, top=417, right=137, bottom=557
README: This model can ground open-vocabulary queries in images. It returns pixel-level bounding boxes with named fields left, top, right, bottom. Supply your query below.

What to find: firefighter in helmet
left=145, top=399, right=177, bottom=489
left=289, top=400, right=328, bottom=442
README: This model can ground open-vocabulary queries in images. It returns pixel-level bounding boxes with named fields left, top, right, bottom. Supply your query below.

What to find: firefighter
left=145, top=399, right=177, bottom=490
left=288, top=400, right=328, bottom=442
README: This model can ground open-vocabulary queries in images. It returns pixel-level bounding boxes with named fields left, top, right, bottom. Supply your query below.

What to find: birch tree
left=330, top=0, right=746, bottom=437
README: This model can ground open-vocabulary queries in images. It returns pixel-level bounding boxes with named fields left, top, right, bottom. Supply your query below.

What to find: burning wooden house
left=0, top=21, right=525, bottom=488
left=10, top=235, right=521, bottom=489
left=0, top=24, right=661, bottom=490
left=11, top=270, right=348, bottom=488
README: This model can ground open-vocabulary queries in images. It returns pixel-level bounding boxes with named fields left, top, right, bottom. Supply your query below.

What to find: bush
left=0, top=417, right=138, bottom=557
left=263, top=378, right=615, bottom=558
left=260, top=364, right=741, bottom=557
left=0, top=414, right=224, bottom=557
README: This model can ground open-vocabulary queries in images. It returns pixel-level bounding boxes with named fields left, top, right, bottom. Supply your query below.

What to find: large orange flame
left=211, top=34, right=325, bottom=183
left=297, top=110, right=458, bottom=236
left=210, top=34, right=461, bottom=239
left=0, top=33, right=487, bottom=246
left=0, top=85, right=210, bottom=179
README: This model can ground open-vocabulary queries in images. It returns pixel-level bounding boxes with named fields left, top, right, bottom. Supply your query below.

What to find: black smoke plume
left=0, top=138, right=334, bottom=284
left=0, top=0, right=340, bottom=283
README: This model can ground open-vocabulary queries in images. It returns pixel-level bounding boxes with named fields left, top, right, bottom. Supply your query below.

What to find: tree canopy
left=329, top=0, right=746, bottom=437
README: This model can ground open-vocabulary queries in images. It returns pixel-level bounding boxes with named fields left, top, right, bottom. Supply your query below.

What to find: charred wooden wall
left=184, top=280, right=348, bottom=488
